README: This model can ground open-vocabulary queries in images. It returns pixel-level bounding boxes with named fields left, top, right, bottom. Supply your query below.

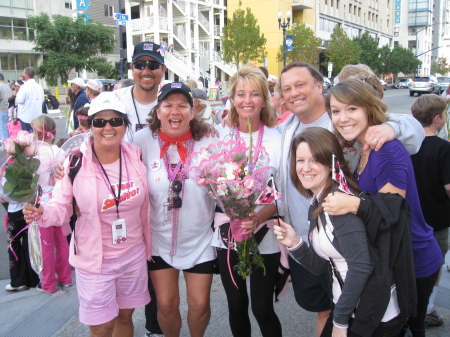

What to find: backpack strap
left=68, top=150, right=82, bottom=255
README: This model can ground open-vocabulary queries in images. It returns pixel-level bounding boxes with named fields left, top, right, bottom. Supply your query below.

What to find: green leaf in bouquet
left=3, top=181, right=17, bottom=194
left=17, top=179, right=32, bottom=191
left=28, top=158, right=40, bottom=174
left=4, top=167, right=19, bottom=184
left=14, top=188, right=34, bottom=195
left=14, top=142, right=24, bottom=157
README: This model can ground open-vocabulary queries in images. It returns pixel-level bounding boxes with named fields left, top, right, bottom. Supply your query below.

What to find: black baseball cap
left=157, top=82, right=193, bottom=107
left=132, top=42, right=165, bottom=63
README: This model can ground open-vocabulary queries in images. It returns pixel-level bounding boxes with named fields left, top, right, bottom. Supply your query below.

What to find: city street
left=1, top=90, right=450, bottom=337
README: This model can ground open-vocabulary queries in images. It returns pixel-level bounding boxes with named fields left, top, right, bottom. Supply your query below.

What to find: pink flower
left=16, top=131, right=33, bottom=147
left=4, top=139, right=16, bottom=155
left=243, top=178, right=254, bottom=190
left=24, top=141, right=37, bottom=156
left=197, top=178, right=206, bottom=185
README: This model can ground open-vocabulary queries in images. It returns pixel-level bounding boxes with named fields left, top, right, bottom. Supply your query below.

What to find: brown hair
left=289, top=127, right=360, bottom=217
left=147, top=93, right=209, bottom=140
left=86, top=86, right=101, bottom=98
left=325, top=79, right=388, bottom=144
left=75, top=106, right=90, bottom=129
left=411, top=94, right=447, bottom=127
left=280, top=62, right=323, bottom=85
left=183, top=79, right=198, bottom=90
left=228, top=65, right=276, bottom=128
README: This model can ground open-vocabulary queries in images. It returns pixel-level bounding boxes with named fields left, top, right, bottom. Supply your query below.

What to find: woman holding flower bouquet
left=133, top=82, right=217, bottom=337
left=212, top=65, right=284, bottom=337
left=24, top=93, right=152, bottom=337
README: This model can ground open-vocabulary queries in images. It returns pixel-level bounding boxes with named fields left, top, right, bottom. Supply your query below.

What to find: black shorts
left=289, top=256, right=332, bottom=312
left=148, top=256, right=217, bottom=274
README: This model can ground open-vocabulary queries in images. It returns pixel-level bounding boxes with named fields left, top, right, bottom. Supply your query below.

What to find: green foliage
left=27, top=13, right=116, bottom=86
left=378, top=45, right=391, bottom=75
left=353, top=32, right=383, bottom=74
left=276, top=21, right=322, bottom=66
left=431, top=57, right=450, bottom=75
left=220, top=2, right=267, bottom=68
left=385, top=44, right=421, bottom=76
left=96, top=62, right=120, bottom=80
left=325, top=26, right=361, bottom=75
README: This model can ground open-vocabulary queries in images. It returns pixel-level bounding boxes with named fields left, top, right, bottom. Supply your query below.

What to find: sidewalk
left=1, top=253, right=450, bottom=337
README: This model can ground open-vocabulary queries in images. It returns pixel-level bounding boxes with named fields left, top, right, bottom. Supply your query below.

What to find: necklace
left=354, top=149, right=369, bottom=181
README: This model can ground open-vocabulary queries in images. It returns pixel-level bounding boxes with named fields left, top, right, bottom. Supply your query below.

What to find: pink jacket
left=41, top=138, right=151, bottom=274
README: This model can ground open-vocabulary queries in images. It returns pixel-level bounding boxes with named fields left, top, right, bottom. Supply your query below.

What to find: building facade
left=393, top=0, right=449, bottom=76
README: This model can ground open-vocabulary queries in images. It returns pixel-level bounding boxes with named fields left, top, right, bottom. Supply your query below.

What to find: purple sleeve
left=370, top=140, right=408, bottom=191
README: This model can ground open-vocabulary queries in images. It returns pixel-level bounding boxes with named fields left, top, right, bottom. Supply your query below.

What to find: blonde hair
left=337, top=64, right=383, bottom=98
left=31, top=114, right=56, bottom=143
left=229, top=65, right=276, bottom=128
left=183, top=79, right=198, bottom=90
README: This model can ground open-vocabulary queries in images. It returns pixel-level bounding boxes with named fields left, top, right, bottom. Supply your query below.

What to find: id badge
left=163, top=201, right=173, bottom=226
left=112, top=218, right=127, bottom=244
left=135, top=123, right=146, bottom=132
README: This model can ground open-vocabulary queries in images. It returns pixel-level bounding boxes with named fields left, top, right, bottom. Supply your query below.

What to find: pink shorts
left=76, top=242, right=150, bottom=326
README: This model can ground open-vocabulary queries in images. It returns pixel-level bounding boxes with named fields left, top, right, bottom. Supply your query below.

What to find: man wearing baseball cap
left=114, top=41, right=167, bottom=142
left=68, top=77, right=89, bottom=130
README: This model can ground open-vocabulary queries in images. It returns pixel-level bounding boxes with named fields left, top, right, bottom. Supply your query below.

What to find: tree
left=220, top=1, right=267, bottom=68
left=27, top=13, right=116, bottom=86
left=353, top=32, right=382, bottom=74
left=384, top=44, right=421, bottom=76
left=378, top=45, right=391, bottom=76
left=325, top=26, right=361, bottom=75
left=276, top=21, right=322, bottom=66
left=431, top=57, right=450, bottom=75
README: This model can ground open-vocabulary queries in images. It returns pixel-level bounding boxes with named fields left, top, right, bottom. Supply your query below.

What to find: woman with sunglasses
left=133, top=82, right=217, bottom=337
left=212, top=65, right=284, bottom=337
left=23, top=92, right=152, bottom=337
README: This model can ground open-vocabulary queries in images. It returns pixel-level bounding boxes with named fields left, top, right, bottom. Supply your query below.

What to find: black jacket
left=351, top=192, right=417, bottom=336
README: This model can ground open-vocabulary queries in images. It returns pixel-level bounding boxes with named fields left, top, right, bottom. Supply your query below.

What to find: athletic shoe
left=425, top=308, right=443, bottom=327
left=58, top=282, right=73, bottom=288
left=145, top=329, right=164, bottom=337
left=36, top=283, right=56, bottom=293
left=5, top=284, right=29, bottom=291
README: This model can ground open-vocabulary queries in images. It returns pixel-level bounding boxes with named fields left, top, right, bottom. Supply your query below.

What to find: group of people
left=5, top=39, right=446, bottom=337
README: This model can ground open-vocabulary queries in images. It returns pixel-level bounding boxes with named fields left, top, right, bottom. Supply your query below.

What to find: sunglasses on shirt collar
left=132, top=60, right=161, bottom=71
left=91, top=118, right=125, bottom=128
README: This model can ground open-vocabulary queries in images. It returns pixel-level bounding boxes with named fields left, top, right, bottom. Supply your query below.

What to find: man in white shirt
left=15, top=67, right=44, bottom=132
left=114, top=41, right=167, bottom=142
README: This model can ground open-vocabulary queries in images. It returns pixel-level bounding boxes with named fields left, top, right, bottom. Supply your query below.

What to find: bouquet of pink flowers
left=190, top=132, right=270, bottom=279
left=0, top=131, right=42, bottom=273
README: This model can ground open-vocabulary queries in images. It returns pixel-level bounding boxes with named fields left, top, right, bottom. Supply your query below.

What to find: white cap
left=88, top=92, right=127, bottom=116
left=68, top=77, right=85, bottom=88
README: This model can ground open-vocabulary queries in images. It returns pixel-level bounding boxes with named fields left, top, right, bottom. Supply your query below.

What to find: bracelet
left=287, top=236, right=303, bottom=251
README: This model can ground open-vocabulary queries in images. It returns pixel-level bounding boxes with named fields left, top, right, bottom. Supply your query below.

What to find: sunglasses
left=132, top=60, right=161, bottom=71
left=170, top=179, right=183, bottom=209
left=91, top=118, right=125, bottom=128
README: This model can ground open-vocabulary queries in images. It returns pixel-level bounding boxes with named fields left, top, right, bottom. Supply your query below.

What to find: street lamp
left=414, top=22, right=443, bottom=76
left=278, top=9, right=292, bottom=67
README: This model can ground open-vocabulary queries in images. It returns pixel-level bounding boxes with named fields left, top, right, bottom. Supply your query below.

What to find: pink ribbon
left=33, top=124, right=55, bottom=141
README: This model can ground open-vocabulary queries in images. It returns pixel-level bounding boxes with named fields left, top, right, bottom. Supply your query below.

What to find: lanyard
left=130, top=86, right=142, bottom=126
left=92, top=145, right=124, bottom=219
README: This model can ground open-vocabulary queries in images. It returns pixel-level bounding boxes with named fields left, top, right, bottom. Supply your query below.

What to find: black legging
left=217, top=249, right=282, bottom=337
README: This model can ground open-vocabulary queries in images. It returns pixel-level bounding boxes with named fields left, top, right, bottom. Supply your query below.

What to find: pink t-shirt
left=96, top=158, right=146, bottom=256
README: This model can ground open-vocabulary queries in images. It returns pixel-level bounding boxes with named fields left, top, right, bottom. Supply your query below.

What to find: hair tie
left=77, top=115, right=89, bottom=120
left=33, top=124, right=55, bottom=141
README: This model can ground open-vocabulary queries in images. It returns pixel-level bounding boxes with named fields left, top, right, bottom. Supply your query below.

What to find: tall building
left=394, top=0, right=449, bottom=76
left=0, top=0, right=72, bottom=82
left=227, top=0, right=394, bottom=76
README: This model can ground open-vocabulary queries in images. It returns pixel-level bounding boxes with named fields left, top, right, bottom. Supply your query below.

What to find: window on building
left=0, top=0, right=34, bottom=17
left=409, top=0, right=430, bottom=11
left=408, top=12, right=429, bottom=26
left=0, top=17, right=32, bottom=40
left=65, top=2, right=72, bottom=9
left=104, top=5, right=114, bottom=17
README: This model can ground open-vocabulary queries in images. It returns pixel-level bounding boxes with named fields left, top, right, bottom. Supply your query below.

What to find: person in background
left=70, top=105, right=90, bottom=137
left=15, top=67, right=44, bottom=132
left=439, top=85, right=450, bottom=140
left=183, top=79, right=198, bottom=90
left=68, top=78, right=89, bottom=130
left=324, top=79, right=442, bottom=337
left=8, top=80, right=24, bottom=125
left=23, top=93, right=152, bottom=336
left=0, top=73, right=12, bottom=147
left=213, top=65, right=284, bottom=337
left=197, top=76, right=204, bottom=90
left=191, top=88, right=219, bottom=126
left=259, top=67, right=269, bottom=80
left=272, top=81, right=292, bottom=127
left=31, top=115, right=72, bottom=293
left=410, top=95, right=450, bottom=328
left=114, top=79, right=135, bottom=90
left=267, top=74, right=278, bottom=96
left=85, top=79, right=103, bottom=101
left=133, top=83, right=216, bottom=337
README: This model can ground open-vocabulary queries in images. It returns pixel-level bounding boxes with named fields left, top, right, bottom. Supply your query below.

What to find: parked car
left=84, top=79, right=117, bottom=92
left=437, top=77, right=450, bottom=94
left=394, top=78, right=413, bottom=89
left=379, top=78, right=386, bottom=90
left=323, top=77, right=332, bottom=93
left=409, top=76, right=440, bottom=96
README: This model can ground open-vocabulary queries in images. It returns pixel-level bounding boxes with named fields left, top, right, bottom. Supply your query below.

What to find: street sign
left=114, top=13, right=129, bottom=21
left=116, top=20, right=127, bottom=26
